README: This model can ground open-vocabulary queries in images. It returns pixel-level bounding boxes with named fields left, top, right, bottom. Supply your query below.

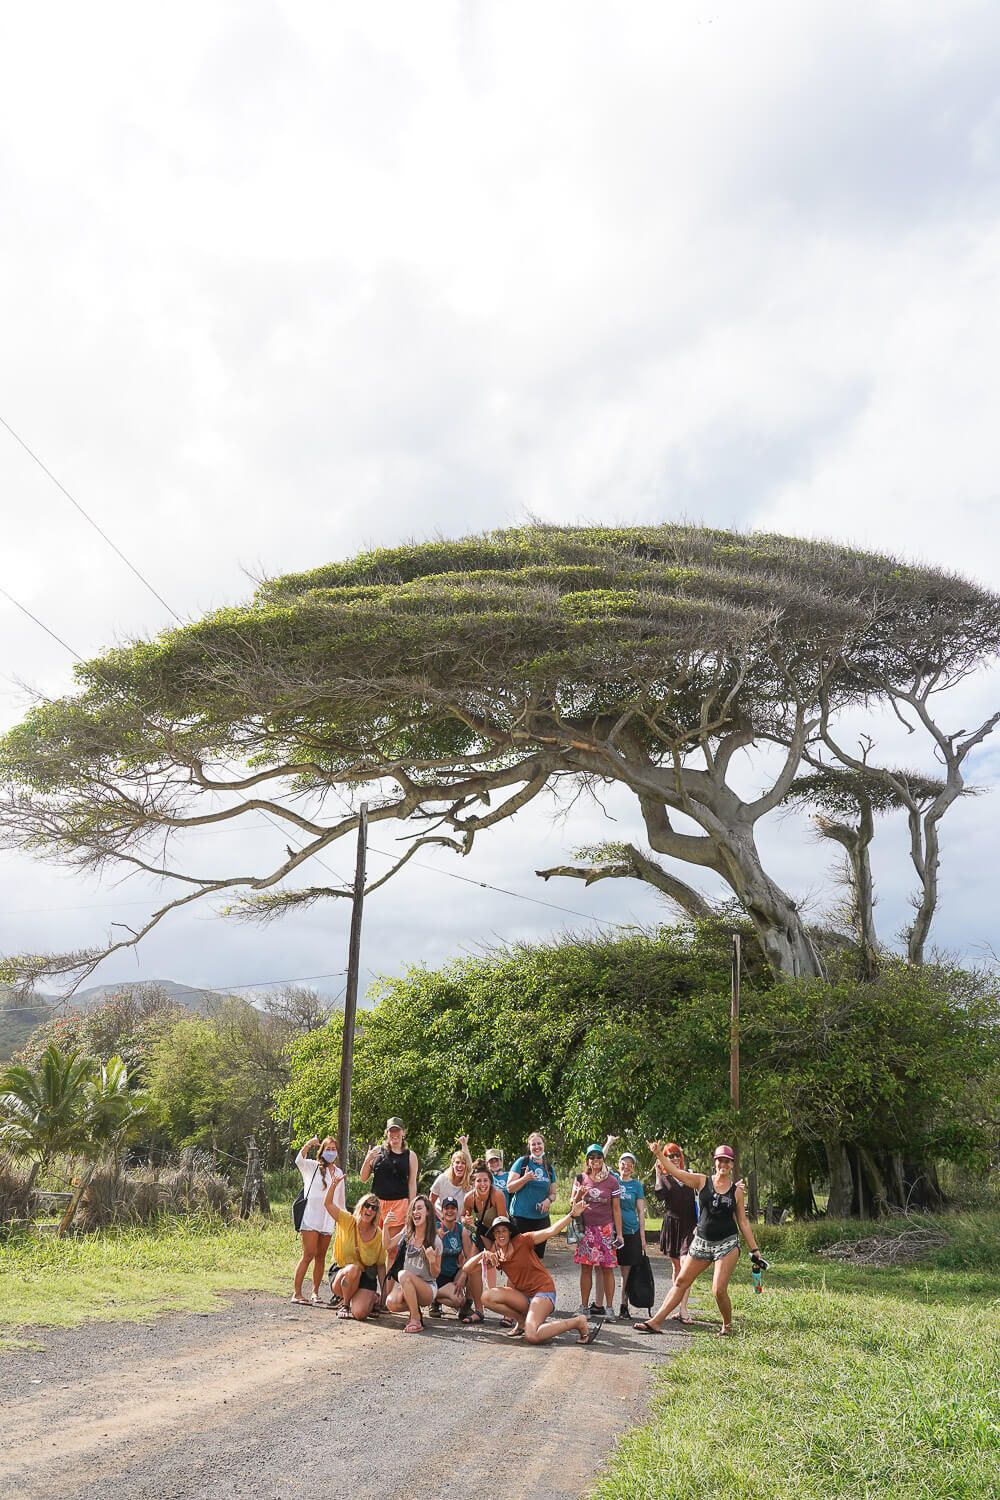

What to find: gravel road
left=1, top=1246, right=689, bottom=1500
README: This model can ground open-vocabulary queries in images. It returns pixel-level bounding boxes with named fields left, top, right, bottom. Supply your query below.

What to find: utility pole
left=730, top=932, right=741, bottom=1112
left=337, top=801, right=368, bottom=1168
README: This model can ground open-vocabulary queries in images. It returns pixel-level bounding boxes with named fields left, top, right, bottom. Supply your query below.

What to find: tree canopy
left=1, top=523, right=998, bottom=984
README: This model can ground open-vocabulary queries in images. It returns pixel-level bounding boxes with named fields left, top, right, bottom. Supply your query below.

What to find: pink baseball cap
left=714, top=1144, right=736, bottom=1160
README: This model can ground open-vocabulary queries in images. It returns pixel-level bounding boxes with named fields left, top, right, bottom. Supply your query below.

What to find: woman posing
left=614, top=1151, right=647, bottom=1321
left=507, top=1132, right=557, bottom=1257
left=292, top=1135, right=345, bottom=1306
left=460, top=1158, right=507, bottom=1306
left=324, top=1188, right=386, bottom=1321
left=360, top=1117, right=418, bottom=1250
left=572, top=1144, right=623, bottom=1318
left=636, top=1142, right=765, bottom=1337
left=429, top=1135, right=474, bottom=1215
left=384, top=1194, right=442, bottom=1333
left=653, top=1141, right=697, bottom=1323
left=464, top=1206, right=602, bottom=1346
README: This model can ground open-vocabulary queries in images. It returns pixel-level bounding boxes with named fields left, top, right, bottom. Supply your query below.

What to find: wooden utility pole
left=337, top=801, right=368, bottom=1167
left=730, top=932, right=741, bottom=1111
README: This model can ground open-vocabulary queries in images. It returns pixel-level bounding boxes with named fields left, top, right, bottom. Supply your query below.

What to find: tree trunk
left=857, top=1145, right=890, bottom=1217
left=25, top=1158, right=41, bottom=1193
left=720, top=838, right=826, bottom=978
left=791, top=1144, right=816, bottom=1218
left=824, top=1135, right=854, bottom=1218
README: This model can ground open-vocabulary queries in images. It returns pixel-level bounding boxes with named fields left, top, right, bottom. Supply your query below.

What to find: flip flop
left=633, top=1320, right=663, bottom=1335
left=718, top=1325, right=733, bottom=1338
left=583, top=1321, right=603, bottom=1345
left=404, top=1319, right=424, bottom=1333
left=502, top=1324, right=525, bottom=1337
left=290, top=1296, right=310, bottom=1305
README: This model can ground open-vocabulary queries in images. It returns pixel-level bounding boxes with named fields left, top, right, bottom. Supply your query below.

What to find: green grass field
left=593, top=1212, right=1000, bottom=1500
left=0, top=1210, right=293, bottom=1347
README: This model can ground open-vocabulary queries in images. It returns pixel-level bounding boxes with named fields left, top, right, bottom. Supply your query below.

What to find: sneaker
left=428, top=1300, right=443, bottom=1318
left=589, top=1302, right=606, bottom=1317
left=617, top=1303, right=630, bottom=1321
left=576, top=1303, right=590, bottom=1317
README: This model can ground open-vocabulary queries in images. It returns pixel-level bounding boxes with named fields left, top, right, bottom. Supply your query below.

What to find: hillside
left=0, top=980, right=226, bottom=1063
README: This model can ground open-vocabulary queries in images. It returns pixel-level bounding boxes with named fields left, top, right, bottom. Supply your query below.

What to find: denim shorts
left=688, top=1233, right=739, bottom=1262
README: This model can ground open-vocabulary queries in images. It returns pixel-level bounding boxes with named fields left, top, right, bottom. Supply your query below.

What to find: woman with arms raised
left=291, top=1134, right=345, bottom=1306
left=636, top=1143, right=765, bottom=1337
left=653, top=1141, right=697, bottom=1323
left=324, top=1188, right=386, bottom=1321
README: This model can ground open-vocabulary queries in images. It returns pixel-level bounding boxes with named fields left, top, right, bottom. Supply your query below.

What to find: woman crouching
left=325, top=1187, right=386, bottom=1321
left=385, top=1194, right=442, bottom=1333
left=464, top=1205, right=602, bottom=1346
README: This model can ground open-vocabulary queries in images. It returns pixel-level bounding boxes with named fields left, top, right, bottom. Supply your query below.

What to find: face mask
left=322, top=1150, right=337, bottom=1163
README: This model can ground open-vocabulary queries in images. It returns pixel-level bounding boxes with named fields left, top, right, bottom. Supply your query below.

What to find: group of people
left=292, top=1118, right=766, bottom=1343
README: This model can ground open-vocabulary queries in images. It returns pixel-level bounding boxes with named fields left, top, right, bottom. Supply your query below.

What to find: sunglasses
left=361, top=1204, right=378, bottom=1213
left=666, top=1153, right=682, bottom=1160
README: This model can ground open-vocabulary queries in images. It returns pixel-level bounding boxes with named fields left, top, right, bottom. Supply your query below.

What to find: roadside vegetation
left=594, top=1212, right=1000, bottom=1500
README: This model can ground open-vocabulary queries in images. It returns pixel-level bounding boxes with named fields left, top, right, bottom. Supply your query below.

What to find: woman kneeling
left=385, top=1195, right=442, bottom=1333
left=325, top=1186, right=386, bottom=1321
left=464, top=1202, right=601, bottom=1347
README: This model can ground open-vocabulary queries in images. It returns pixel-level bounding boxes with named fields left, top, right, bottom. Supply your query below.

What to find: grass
left=0, top=1208, right=294, bottom=1348
left=593, top=1211, right=1000, bottom=1500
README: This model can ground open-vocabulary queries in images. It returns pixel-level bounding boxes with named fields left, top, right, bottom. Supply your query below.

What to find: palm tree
left=57, top=1056, right=148, bottom=1235
left=0, top=1043, right=95, bottom=1197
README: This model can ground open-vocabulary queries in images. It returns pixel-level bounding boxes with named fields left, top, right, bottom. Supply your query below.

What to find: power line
left=0, top=584, right=84, bottom=662
left=0, top=413, right=183, bottom=624
left=0, top=532, right=640, bottom=932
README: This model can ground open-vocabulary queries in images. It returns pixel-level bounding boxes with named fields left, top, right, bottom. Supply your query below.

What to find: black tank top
left=698, top=1177, right=739, bottom=1242
left=372, top=1147, right=410, bottom=1200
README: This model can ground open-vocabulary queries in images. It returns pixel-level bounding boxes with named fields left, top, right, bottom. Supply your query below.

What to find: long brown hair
left=404, top=1194, right=436, bottom=1248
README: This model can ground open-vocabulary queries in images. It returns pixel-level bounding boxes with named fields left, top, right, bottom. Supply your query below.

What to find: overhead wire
left=0, top=412, right=183, bottom=624
left=0, top=431, right=645, bottom=943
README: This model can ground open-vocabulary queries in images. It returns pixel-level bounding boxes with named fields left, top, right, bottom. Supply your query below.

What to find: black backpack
left=628, top=1251, right=656, bottom=1314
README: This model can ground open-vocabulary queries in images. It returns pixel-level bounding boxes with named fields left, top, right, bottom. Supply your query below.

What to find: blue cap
left=585, top=1143, right=605, bottom=1157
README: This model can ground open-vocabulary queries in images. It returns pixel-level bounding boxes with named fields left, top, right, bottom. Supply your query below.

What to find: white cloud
left=1, top=0, right=999, bottom=992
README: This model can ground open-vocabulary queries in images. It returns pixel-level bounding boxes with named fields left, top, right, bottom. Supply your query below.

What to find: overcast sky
left=2, top=0, right=999, bottom=1004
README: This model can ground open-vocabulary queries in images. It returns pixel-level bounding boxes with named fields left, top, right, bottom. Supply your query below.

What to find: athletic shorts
left=573, top=1223, right=618, bottom=1268
left=616, top=1229, right=644, bottom=1267
left=688, top=1232, right=740, bottom=1262
left=378, top=1198, right=408, bottom=1235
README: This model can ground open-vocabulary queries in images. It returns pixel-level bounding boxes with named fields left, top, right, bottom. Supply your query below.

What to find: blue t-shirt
left=616, top=1176, right=645, bottom=1236
left=492, top=1169, right=510, bottom=1206
left=509, top=1156, right=555, bottom=1220
left=439, top=1224, right=464, bottom=1282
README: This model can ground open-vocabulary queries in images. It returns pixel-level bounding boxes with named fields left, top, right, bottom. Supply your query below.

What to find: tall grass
left=593, top=1213, right=1000, bottom=1500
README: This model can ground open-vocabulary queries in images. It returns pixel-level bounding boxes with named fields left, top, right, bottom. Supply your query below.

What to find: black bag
left=628, top=1251, right=656, bottom=1314
left=292, top=1162, right=321, bottom=1232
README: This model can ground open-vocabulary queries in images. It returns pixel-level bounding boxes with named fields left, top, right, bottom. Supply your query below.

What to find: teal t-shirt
left=510, top=1156, right=555, bottom=1219
left=440, top=1224, right=464, bottom=1282
left=617, top=1176, right=645, bottom=1235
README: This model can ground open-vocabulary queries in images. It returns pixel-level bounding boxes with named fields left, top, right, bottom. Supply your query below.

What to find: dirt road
left=1, top=1247, right=687, bottom=1500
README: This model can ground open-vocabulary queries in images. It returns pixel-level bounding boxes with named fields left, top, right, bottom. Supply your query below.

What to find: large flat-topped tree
left=2, top=524, right=997, bottom=986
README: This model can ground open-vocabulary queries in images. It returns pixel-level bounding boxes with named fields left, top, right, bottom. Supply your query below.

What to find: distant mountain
left=68, top=980, right=228, bottom=1016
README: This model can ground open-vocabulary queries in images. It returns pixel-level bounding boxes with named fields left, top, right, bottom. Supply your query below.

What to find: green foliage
left=0, top=1044, right=98, bottom=1173
left=277, top=926, right=999, bottom=1182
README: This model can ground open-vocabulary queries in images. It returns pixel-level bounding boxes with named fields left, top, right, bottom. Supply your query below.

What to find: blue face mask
left=322, top=1149, right=337, bottom=1163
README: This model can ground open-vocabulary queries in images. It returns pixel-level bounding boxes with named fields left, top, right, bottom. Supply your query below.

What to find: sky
left=1, top=0, right=999, bottom=1005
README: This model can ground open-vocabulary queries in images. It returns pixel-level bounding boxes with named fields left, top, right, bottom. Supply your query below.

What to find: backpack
left=628, top=1251, right=656, bottom=1314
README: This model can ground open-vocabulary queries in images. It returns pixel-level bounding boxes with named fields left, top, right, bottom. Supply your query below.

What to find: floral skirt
left=573, top=1223, right=618, bottom=1268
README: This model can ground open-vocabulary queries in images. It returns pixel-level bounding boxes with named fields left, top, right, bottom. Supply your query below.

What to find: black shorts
left=512, top=1214, right=550, bottom=1257
left=617, top=1230, right=644, bottom=1267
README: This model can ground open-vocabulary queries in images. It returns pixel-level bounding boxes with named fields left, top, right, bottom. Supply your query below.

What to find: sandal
left=718, top=1324, right=733, bottom=1338
left=404, top=1319, right=424, bottom=1333
left=337, top=1307, right=353, bottom=1320
left=678, top=1309, right=693, bottom=1324
left=464, top=1310, right=484, bottom=1324
left=582, top=1321, right=603, bottom=1345
left=499, top=1316, right=517, bottom=1329
left=633, top=1320, right=663, bottom=1335
left=502, top=1324, right=525, bottom=1337
left=290, top=1296, right=310, bottom=1305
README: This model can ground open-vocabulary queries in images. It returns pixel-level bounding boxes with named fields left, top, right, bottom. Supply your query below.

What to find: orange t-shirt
left=499, top=1233, right=556, bottom=1298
